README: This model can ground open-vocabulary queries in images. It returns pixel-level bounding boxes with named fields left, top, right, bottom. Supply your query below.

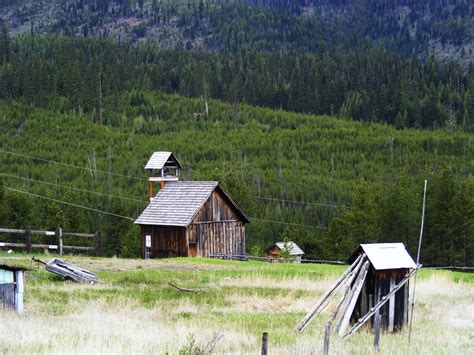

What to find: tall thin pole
left=408, top=179, right=427, bottom=342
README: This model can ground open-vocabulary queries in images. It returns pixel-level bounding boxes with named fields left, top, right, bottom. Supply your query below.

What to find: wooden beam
left=343, top=267, right=420, bottom=339
left=333, top=256, right=367, bottom=332
left=388, top=276, right=395, bottom=332
left=296, top=254, right=364, bottom=333
left=338, top=261, right=370, bottom=337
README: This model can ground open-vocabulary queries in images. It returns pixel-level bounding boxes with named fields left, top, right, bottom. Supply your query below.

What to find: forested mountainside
left=1, top=0, right=473, bottom=64
left=0, top=93, right=473, bottom=266
left=0, top=34, right=473, bottom=131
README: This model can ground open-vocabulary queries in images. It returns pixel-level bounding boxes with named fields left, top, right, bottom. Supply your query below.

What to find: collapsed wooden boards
left=44, top=259, right=98, bottom=284
left=295, top=254, right=365, bottom=333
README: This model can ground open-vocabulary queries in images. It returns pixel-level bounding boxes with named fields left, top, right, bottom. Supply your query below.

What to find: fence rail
left=0, top=227, right=101, bottom=256
left=209, top=254, right=346, bottom=265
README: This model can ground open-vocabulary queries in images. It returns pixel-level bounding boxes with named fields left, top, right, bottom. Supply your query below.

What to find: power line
left=3, top=186, right=135, bottom=221
left=251, top=218, right=328, bottom=229
left=1, top=149, right=349, bottom=210
left=0, top=172, right=148, bottom=204
left=254, top=196, right=349, bottom=209
left=0, top=149, right=147, bottom=181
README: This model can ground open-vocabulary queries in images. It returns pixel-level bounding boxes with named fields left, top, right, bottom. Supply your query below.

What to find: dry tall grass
left=0, top=257, right=472, bottom=354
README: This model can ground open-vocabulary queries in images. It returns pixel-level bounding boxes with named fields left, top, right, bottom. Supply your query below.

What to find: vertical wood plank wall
left=140, top=189, right=246, bottom=258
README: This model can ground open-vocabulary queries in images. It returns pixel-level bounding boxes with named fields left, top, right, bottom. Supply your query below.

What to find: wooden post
left=374, top=313, right=382, bottom=351
left=261, top=332, right=268, bottom=355
left=388, top=276, right=395, bottom=332
left=25, top=226, right=32, bottom=253
left=323, top=324, right=330, bottom=355
left=95, top=231, right=102, bottom=257
left=338, top=261, right=370, bottom=337
left=14, top=270, right=24, bottom=314
left=58, top=227, right=63, bottom=256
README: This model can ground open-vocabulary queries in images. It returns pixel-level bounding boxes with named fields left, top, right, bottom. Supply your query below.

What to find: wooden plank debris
left=32, top=257, right=98, bottom=284
left=296, top=254, right=364, bottom=333
left=338, top=260, right=370, bottom=337
left=168, top=282, right=201, bottom=293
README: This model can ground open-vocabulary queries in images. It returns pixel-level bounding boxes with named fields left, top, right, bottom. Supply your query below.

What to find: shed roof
left=273, top=241, right=304, bottom=256
left=350, top=243, right=416, bottom=270
left=145, top=151, right=182, bottom=170
left=134, top=181, right=249, bottom=227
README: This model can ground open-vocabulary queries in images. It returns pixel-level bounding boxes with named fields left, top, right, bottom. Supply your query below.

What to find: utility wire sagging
left=2, top=186, right=135, bottom=221
left=0, top=172, right=148, bottom=204
left=0, top=149, right=147, bottom=181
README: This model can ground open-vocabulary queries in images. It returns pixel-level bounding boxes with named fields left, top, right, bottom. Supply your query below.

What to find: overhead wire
left=0, top=172, right=148, bottom=204
left=3, top=186, right=135, bottom=221
left=0, top=149, right=147, bottom=181
left=0, top=149, right=340, bottom=229
left=251, top=218, right=328, bottom=229
left=254, top=196, right=350, bottom=208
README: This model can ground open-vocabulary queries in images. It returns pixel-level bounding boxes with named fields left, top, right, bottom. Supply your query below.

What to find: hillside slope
left=0, top=92, right=473, bottom=264
left=1, top=0, right=473, bottom=65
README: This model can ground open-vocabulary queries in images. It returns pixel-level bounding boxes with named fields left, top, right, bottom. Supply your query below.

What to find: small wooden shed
left=266, top=241, right=304, bottom=263
left=348, top=243, right=416, bottom=332
left=135, top=181, right=250, bottom=259
left=0, top=263, right=26, bottom=314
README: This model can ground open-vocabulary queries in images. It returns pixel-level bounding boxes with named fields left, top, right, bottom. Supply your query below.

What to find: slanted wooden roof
left=134, top=181, right=250, bottom=227
left=272, top=241, right=304, bottom=256
left=145, top=151, right=182, bottom=170
left=349, top=243, right=416, bottom=270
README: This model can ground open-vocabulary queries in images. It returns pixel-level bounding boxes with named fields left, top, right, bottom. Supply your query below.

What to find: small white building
left=266, top=241, right=304, bottom=263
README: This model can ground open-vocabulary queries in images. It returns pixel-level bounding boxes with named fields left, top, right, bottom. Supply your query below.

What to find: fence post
left=25, top=226, right=32, bottom=253
left=261, top=332, right=268, bottom=355
left=374, top=313, right=382, bottom=351
left=323, top=323, right=330, bottom=355
left=95, top=231, right=102, bottom=257
left=58, top=227, right=63, bottom=256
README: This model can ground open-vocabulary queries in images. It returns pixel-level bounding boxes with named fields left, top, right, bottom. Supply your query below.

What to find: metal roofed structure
left=352, top=243, right=416, bottom=270
left=275, top=241, right=304, bottom=256
left=145, top=151, right=182, bottom=170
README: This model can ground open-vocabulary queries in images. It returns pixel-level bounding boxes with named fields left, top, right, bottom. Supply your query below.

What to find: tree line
left=0, top=92, right=472, bottom=266
left=0, top=32, right=473, bottom=130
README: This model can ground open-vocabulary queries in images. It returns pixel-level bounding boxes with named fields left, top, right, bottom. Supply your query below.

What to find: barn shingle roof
left=134, top=181, right=249, bottom=227
left=145, top=152, right=182, bottom=170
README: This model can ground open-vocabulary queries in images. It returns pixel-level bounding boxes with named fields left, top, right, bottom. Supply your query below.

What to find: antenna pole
left=408, top=179, right=427, bottom=342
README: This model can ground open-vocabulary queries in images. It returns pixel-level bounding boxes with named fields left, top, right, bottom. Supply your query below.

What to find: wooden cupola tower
left=145, top=152, right=182, bottom=201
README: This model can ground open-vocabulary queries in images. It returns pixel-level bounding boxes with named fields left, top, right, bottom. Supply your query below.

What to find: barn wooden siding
left=0, top=283, right=14, bottom=311
left=139, top=189, right=246, bottom=258
left=140, top=225, right=187, bottom=258
left=351, top=268, right=410, bottom=331
left=187, top=190, right=245, bottom=257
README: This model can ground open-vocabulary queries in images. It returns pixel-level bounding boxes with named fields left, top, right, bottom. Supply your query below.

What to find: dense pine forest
left=0, top=1, right=473, bottom=266
left=0, top=92, right=473, bottom=266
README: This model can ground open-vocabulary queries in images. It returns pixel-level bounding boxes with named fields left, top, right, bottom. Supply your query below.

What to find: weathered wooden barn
left=266, top=241, right=304, bottom=263
left=0, top=263, right=26, bottom=314
left=348, top=243, right=416, bottom=332
left=135, top=152, right=250, bottom=259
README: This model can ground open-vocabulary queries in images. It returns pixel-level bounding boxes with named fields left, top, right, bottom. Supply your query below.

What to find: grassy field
left=0, top=254, right=473, bottom=354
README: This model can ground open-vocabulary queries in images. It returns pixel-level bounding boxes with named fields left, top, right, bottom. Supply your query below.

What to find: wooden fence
left=0, top=227, right=101, bottom=256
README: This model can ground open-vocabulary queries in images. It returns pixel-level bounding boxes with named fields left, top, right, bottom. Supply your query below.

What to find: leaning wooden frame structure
left=296, top=243, right=418, bottom=341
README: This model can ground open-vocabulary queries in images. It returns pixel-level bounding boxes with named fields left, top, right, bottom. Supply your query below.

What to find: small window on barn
left=145, top=234, right=152, bottom=259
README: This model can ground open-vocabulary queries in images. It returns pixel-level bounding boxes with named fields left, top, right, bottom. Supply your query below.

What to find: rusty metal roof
left=274, top=241, right=304, bottom=256
left=134, top=181, right=249, bottom=227
left=358, top=243, right=416, bottom=270
left=145, top=152, right=182, bottom=170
